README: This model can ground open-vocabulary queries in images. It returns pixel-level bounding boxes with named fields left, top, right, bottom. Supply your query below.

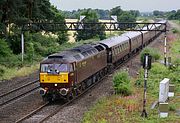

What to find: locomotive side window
left=74, top=55, right=81, bottom=60
left=87, top=50, right=93, bottom=55
left=82, top=52, right=88, bottom=57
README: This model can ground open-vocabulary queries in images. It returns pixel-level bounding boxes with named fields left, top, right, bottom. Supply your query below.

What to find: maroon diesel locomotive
left=39, top=20, right=166, bottom=101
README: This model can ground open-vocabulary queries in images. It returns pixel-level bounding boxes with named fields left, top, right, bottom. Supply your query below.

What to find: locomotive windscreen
left=41, top=63, right=73, bottom=74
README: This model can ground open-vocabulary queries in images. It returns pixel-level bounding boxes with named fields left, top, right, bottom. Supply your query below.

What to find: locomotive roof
left=99, top=35, right=129, bottom=48
left=41, top=44, right=104, bottom=64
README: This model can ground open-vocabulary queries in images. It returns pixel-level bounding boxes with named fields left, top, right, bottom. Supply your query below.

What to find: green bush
left=169, top=104, right=176, bottom=111
left=172, top=28, right=179, bottom=34
left=140, top=47, right=161, bottom=64
left=150, top=63, right=169, bottom=75
left=0, top=39, right=13, bottom=58
left=0, top=65, right=6, bottom=77
left=113, top=71, right=132, bottom=96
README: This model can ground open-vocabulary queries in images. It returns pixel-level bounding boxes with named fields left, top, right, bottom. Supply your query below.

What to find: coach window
left=119, top=45, right=122, bottom=52
left=115, top=47, right=118, bottom=54
left=122, top=44, right=124, bottom=50
left=112, top=48, right=115, bottom=55
left=126, top=43, right=128, bottom=49
left=116, top=47, right=118, bottom=54
left=118, top=46, right=120, bottom=53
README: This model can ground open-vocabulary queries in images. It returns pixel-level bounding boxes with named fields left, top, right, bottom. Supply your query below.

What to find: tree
left=119, top=11, right=136, bottom=22
left=110, top=6, right=137, bottom=23
left=153, top=10, right=165, bottom=17
left=75, top=9, right=106, bottom=41
left=110, top=6, right=123, bottom=17
left=168, top=9, right=180, bottom=20
left=51, top=6, right=69, bottom=44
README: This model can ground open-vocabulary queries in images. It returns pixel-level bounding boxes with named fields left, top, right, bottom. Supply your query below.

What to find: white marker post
left=164, top=33, right=167, bottom=66
left=159, top=78, right=170, bottom=118
left=21, top=32, right=24, bottom=63
left=141, top=53, right=152, bottom=118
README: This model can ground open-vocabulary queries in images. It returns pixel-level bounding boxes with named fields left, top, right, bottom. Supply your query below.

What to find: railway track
left=15, top=48, right=140, bottom=123
left=15, top=75, right=106, bottom=123
left=0, top=79, right=39, bottom=108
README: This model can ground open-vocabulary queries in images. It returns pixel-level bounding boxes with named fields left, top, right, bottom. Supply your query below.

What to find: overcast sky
left=50, top=0, right=180, bottom=12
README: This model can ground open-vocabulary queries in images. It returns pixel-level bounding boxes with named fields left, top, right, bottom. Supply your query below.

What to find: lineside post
left=141, top=53, right=152, bottom=118
left=164, top=32, right=167, bottom=66
left=21, top=32, right=24, bottom=63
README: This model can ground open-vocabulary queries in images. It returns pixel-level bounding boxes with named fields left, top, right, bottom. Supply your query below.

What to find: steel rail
left=15, top=102, right=49, bottom=123
left=0, top=79, right=40, bottom=107
left=0, top=79, right=39, bottom=98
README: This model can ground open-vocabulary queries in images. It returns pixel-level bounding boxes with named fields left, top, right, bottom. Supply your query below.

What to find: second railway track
left=0, top=79, right=40, bottom=108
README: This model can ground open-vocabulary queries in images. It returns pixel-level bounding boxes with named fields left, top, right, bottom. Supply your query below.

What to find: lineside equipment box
left=159, top=78, right=169, bottom=102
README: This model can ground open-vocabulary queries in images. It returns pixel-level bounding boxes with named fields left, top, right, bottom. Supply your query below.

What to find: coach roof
left=99, top=35, right=129, bottom=48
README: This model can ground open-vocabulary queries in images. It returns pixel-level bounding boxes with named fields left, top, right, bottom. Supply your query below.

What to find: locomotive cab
left=39, top=61, right=76, bottom=100
left=40, top=63, right=74, bottom=83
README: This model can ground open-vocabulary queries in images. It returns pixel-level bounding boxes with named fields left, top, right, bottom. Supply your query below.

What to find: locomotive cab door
left=68, top=62, right=77, bottom=86
left=107, top=49, right=112, bottom=63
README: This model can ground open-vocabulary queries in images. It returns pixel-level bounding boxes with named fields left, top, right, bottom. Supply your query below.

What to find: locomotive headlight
left=55, top=84, right=58, bottom=86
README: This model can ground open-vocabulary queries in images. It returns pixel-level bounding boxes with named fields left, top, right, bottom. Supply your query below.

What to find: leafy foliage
left=152, top=9, right=180, bottom=20
left=113, top=71, right=132, bottom=96
left=140, top=47, right=161, bottom=63
left=110, top=6, right=138, bottom=23
left=0, top=0, right=68, bottom=69
left=0, top=39, right=13, bottom=58
left=75, top=9, right=106, bottom=41
left=168, top=10, right=180, bottom=20
left=63, top=9, right=110, bottom=20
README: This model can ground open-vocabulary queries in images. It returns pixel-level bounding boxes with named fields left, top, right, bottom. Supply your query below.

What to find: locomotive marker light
left=141, top=53, right=152, bottom=118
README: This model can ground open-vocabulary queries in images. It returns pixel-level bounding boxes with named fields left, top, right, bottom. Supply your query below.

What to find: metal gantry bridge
left=22, top=22, right=167, bottom=32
